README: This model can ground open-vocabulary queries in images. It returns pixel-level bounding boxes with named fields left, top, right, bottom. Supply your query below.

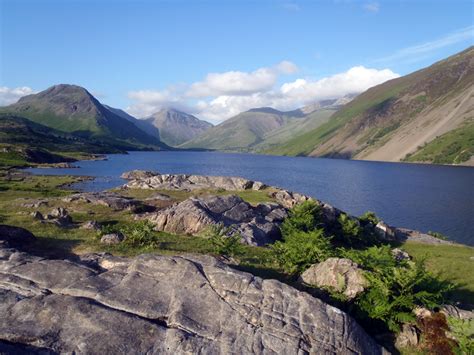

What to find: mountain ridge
left=266, top=47, right=474, bottom=165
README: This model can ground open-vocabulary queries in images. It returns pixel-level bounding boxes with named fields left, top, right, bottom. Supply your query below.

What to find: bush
left=271, top=228, right=333, bottom=274
left=359, top=211, right=379, bottom=225
left=347, top=246, right=453, bottom=333
left=447, top=317, right=474, bottom=355
left=280, top=200, right=322, bottom=236
left=207, top=224, right=242, bottom=258
left=122, top=220, right=158, bottom=248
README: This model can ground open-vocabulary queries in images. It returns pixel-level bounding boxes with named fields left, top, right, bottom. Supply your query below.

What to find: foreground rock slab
left=0, top=244, right=383, bottom=354
left=146, top=194, right=287, bottom=246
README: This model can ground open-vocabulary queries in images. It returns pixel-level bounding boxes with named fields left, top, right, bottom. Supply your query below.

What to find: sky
left=1, top=0, right=473, bottom=123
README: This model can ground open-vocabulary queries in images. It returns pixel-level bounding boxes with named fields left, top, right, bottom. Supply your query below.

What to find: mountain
left=268, top=47, right=474, bottom=165
left=180, top=97, right=353, bottom=152
left=0, top=84, right=167, bottom=150
left=180, top=107, right=302, bottom=151
left=141, top=109, right=213, bottom=146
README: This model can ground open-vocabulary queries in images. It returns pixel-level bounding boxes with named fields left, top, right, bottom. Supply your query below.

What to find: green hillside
left=0, top=113, right=121, bottom=167
left=0, top=84, right=168, bottom=151
left=266, top=47, right=474, bottom=165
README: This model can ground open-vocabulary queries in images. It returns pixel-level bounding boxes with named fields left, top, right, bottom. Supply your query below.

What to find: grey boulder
left=0, top=246, right=384, bottom=354
left=100, top=232, right=125, bottom=245
left=300, top=258, right=367, bottom=300
left=147, top=195, right=287, bottom=246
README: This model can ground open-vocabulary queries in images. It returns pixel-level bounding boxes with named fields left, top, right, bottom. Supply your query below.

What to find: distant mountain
left=268, top=47, right=474, bottom=165
left=0, top=84, right=167, bottom=150
left=142, top=109, right=213, bottom=146
left=180, top=97, right=353, bottom=152
left=180, top=107, right=301, bottom=151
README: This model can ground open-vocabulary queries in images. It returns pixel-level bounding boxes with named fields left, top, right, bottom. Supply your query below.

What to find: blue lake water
left=28, top=151, right=474, bottom=246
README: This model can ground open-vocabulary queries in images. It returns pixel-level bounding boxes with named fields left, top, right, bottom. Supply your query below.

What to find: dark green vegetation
left=404, top=121, right=474, bottom=164
left=0, top=113, right=123, bottom=167
left=0, top=172, right=472, bottom=353
left=267, top=47, right=474, bottom=165
left=0, top=84, right=169, bottom=156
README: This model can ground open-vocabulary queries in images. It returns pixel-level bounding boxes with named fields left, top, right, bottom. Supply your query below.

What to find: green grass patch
left=401, top=241, right=474, bottom=305
left=404, top=122, right=474, bottom=164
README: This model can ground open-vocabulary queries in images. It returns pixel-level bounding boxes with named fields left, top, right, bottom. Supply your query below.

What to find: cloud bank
left=0, top=86, right=35, bottom=106
left=127, top=63, right=399, bottom=123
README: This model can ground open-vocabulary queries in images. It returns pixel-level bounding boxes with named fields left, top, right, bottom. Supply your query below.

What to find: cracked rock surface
left=146, top=194, right=288, bottom=246
left=0, top=243, right=383, bottom=354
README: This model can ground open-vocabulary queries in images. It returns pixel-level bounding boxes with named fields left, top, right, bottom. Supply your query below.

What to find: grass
left=401, top=241, right=474, bottom=305
left=404, top=121, right=474, bottom=164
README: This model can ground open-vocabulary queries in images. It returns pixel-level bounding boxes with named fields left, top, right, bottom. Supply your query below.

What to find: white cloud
left=375, top=25, right=474, bottom=64
left=186, top=61, right=298, bottom=97
left=127, top=64, right=398, bottom=123
left=0, top=86, right=35, bottom=106
left=363, top=2, right=379, bottom=13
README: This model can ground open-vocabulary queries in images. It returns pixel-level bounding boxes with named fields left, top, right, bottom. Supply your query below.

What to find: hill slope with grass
left=0, top=113, right=121, bottom=167
left=0, top=84, right=168, bottom=151
left=268, top=47, right=474, bottom=165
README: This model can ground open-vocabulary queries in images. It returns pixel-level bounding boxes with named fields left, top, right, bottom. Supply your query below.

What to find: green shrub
left=359, top=211, right=380, bottom=225
left=347, top=246, right=453, bottom=333
left=97, top=223, right=121, bottom=238
left=280, top=200, right=322, bottom=236
left=271, top=228, right=333, bottom=274
left=206, top=224, right=242, bottom=258
left=428, top=231, right=449, bottom=240
left=122, top=220, right=158, bottom=248
left=447, top=317, right=474, bottom=355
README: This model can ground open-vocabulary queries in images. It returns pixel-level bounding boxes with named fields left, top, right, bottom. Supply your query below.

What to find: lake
left=28, top=151, right=474, bottom=246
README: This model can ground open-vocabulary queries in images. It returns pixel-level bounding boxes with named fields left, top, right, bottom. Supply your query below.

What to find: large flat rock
left=122, top=171, right=267, bottom=191
left=0, top=245, right=384, bottom=354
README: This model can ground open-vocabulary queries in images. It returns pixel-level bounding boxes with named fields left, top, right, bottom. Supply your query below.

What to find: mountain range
left=268, top=47, right=474, bottom=165
left=179, top=98, right=351, bottom=152
left=0, top=47, right=472, bottom=167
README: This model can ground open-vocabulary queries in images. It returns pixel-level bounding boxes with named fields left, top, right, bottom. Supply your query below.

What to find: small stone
left=50, top=207, right=69, bottom=218
left=374, top=221, right=396, bottom=241
left=81, top=220, right=101, bottom=230
left=395, top=324, right=419, bottom=349
left=31, top=211, right=44, bottom=220
left=101, top=232, right=125, bottom=245
left=391, top=248, right=410, bottom=261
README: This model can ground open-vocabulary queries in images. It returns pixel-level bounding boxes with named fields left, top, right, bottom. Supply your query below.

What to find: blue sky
left=1, top=0, right=473, bottom=122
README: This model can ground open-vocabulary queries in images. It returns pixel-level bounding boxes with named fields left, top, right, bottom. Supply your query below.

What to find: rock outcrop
left=122, top=171, right=267, bottom=191
left=147, top=195, right=287, bottom=246
left=300, top=258, right=367, bottom=300
left=63, top=191, right=141, bottom=211
left=0, top=241, right=383, bottom=354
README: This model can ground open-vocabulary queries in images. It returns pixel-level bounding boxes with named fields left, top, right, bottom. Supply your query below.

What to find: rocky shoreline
left=121, top=170, right=457, bottom=247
